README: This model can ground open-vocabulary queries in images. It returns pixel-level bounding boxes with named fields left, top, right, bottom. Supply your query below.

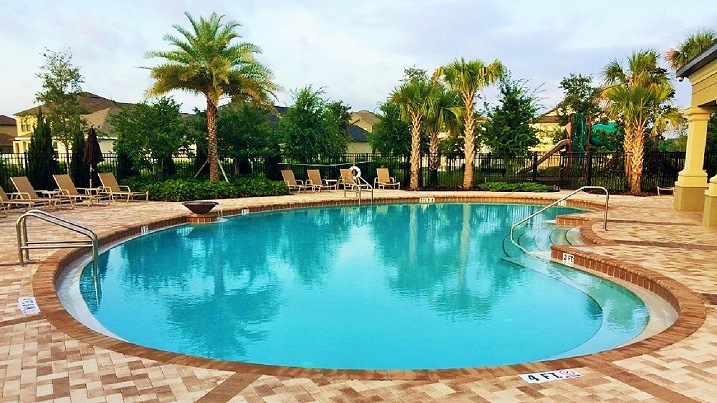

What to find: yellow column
left=704, top=174, right=717, bottom=226
left=674, top=107, right=712, bottom=211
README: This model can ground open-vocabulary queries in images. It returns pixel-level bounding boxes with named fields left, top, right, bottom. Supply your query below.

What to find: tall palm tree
left=147, top=12, right=278, bottom=182
left=603, top=50, right=678, bottom=194
left=435, top=58, right=505, bottom=189
left=392, top=75, right=434, bottom=190
left=423, top=83, right=461, bottom=186
left=666, top=30, right=717, bottom=71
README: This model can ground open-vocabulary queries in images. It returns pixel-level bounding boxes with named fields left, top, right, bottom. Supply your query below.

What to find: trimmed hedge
left=477, top=181, right=557, bottom=192
left=125, top=176, right=289, bottom=201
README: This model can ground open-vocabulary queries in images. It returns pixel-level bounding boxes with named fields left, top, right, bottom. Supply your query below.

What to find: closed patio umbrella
left=82, top=126, right=105, bottom=190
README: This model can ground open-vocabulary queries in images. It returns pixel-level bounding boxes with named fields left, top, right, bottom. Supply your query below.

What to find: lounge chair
left=307, top=169, right=337, bottom=192
left=0, top=185, right=36, bottom=212
left=10, top=176, right=57, bottom=209
left=340, top=168, right=373, bottom=200
left=98, top=173, right=149, bottom=202
left=373, top=168, right=400, bottom=189
left=53, top=174, right=104, bottom=206
left=281, top=170, right=308, bottom=193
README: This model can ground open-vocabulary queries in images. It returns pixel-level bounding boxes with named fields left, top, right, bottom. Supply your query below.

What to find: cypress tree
left=69, top=119, right=89, bottom=187
left=27, top=110, right=57, bottom=190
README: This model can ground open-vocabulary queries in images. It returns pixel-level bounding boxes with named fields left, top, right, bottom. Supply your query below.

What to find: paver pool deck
left=1, top=190, right=716, bottom=402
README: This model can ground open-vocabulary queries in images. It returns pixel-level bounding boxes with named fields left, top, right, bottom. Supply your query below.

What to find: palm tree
left=603, top=50, right=678, bottom=194
left=392, top=75, right=434, bottom=190
left=666, top=30, right=717, bottom=71
left=147, top=12, right=278, bottom=182
left=435, top=58, right=505, bottom=189
left=423, top=83, right=461, bottom=186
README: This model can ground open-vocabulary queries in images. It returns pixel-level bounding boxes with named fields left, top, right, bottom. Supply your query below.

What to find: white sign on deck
left=519, top=368, right=582, bottom=384
left=18, top=297, right=40, bottom=315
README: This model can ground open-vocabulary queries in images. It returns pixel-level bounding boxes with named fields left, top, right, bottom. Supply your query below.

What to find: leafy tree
left=69, top=118, right=89, bottom=187
left=709, top=113, right=717, bottom=154
left=666, top=30, right=717, bottom=71
left=435, top=58, right=505, bottom=188
left=35, top=48, right=85, bottom=161
left=392, top=70, right=434, bottom=190
left=279, top=86, right=349, bottom=162
left=27, top=110, right=57, bottom=190
left=147, top=12, right=278, bottom=182
left=217, top=102, right=278, bottom=174
left=482, top=76, right=541, bottom=156
left=110, top=97, right=189, bottom=175
left=326, top=101, right=352, bottom=136
left=555, top=73, right=603, bottom=133
left=603, top=50, right=680, bottom=194
left=370, top=99, right=411, bottom=157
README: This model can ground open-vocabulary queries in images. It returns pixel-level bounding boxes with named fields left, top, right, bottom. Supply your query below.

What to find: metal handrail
left=343, top=176, right=374, bottom=205
left=509, top=186, right=609, bottom=256
left=16, top=209, right=99, bottom=274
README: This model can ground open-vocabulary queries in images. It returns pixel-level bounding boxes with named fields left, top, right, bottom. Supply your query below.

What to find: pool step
left=502, top=224, right=577, bottom=259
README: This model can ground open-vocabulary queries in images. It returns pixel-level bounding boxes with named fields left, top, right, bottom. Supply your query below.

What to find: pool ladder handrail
left=509, top=186, right=608, bottom=257
left=16, top=209, right=99, bottom=274
left=343, top=176, right=374, bottom=205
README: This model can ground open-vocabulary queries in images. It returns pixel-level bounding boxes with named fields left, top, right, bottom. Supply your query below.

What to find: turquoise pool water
left=77, top=203, right=648, bottom=370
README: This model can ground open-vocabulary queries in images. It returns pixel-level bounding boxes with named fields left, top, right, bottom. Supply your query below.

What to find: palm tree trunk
left=463, top=96, right=476, bottom=189
left=206, top=97, right=219, bottom=182
left=429, top=132, right=439, bottom=186
left=624, top=125, right=644, bottom=195
left=630, top=130, right=645, bottom=195
left=410, top=113, right=422, bottom=190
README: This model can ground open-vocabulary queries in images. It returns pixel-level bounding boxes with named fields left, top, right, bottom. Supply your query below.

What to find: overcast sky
left=1, top=0, right=715, bottom=118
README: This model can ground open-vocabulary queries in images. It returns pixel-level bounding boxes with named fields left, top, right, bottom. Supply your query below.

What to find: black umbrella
left=82, top=126, right=105, bottom=189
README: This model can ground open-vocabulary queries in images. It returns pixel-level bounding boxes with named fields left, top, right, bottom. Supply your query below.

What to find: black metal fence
left=2, top=151, right=716, bottom=194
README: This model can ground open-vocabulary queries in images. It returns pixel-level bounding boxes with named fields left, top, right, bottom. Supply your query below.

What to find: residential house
left=13, top=92, right=131, bottom=154
left=348, top=110, right=378, bottom=153
left=0, top=115, right=16, bottom=153
left=529, top=107, right=564, bottom=152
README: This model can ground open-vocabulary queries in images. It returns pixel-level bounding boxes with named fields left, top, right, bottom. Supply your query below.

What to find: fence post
left=558, top=151, right=565, bottom=190
left=531, top=152, right=538, bottom=181
left=586, top=150, right=593, bottom=186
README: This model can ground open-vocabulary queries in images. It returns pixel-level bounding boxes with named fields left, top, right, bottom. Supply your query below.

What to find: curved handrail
left=509, top=186, right=609, bottom=257
left=16, top=209, right=99, bottom=274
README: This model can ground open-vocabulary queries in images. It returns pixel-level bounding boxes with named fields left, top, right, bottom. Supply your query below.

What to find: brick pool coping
left=31, top=195, right=706, bottom=382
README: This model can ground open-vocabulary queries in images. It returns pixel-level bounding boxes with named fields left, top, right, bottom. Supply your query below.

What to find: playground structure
left=519, top=113, right=618, bottom=174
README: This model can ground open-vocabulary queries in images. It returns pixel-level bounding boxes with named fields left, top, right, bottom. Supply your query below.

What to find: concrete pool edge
left=31, top=195, right=706, bottom=381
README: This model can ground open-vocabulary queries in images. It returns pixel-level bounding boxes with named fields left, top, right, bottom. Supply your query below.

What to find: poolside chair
left=10, top=176, right=56, bottom=209
left=373, top=168, right=400, bottom=189
left=98, top=172, right=149, bottom=202
left=340, top=168, right=373, bottom=201
left=0, top=185, right=37, bottom=212
left=53, top=174, right=105, bottom=207
left=281, top=170, right=308, bottom=193
left=307, top=169, right=337, bottom=192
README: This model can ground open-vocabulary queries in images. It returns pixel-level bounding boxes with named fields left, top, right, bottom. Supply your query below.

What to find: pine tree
left=27, top=110, right=57, bottom=190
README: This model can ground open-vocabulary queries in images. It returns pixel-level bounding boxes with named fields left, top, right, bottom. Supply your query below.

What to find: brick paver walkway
left=1, top=190, right=715, bottom=402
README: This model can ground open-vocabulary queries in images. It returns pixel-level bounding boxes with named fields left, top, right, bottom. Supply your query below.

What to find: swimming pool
left=66, top=203, right=648, bottom=370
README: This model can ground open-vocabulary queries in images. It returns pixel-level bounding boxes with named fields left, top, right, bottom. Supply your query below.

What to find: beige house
left=13, top=92, right=130, bottom=154
left=348, top=110, right=377, bottom=153
left=0, top=115, right=16, bottom=153
left=530, top=107, right=563, bottom=152
left=674, top=42, right=717, bottom=226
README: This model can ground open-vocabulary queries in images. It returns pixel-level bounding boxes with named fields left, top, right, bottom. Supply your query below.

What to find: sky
left=1, top=0, right=716, bottom=118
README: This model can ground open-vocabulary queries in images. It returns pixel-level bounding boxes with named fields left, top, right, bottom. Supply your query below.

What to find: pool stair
left=502, top=221, right=577, bottom=260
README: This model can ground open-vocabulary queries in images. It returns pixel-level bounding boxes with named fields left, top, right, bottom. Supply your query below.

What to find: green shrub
left=477, top=181, right=557, bottom=192
left=124, top=176, right=289, bottom=201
